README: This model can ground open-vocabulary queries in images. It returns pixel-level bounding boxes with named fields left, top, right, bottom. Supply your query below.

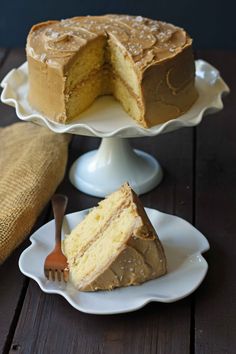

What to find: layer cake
left=26, top=15, right=198, bottom=128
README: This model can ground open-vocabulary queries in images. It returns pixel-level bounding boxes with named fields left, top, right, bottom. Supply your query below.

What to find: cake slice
left=64, top=183, right=167, bottom=291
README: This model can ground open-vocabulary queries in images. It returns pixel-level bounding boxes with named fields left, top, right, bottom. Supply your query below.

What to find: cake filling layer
left=65, top=64, right=144, bottom=123
left=65, top=35, right=107, bottom=91
left=63, top=183, right=167, bottom=291
left=68, top=205, right=142, bottom=288
left=64, top=185, right=132, bottom=262
left=27, top=15, right=198, bottom=127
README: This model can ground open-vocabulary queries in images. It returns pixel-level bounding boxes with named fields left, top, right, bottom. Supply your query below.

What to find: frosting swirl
left=27, top=15, right=191, bottom=67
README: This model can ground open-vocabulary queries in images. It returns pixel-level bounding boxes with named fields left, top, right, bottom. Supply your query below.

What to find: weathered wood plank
left=194, top=51, right=236, bottom=353
left=0, top=48, right=7, bottom=67
left=10, top=125, right=194, bottom=353
left=0, top=207, right=51, bottom=354
left=0, top=49, right=26, bottom=354
left=0, top=243, right=28, bottom=354
left=0, top=48, right=26, bottom=127
left=0, top=48, right=51, bottom=354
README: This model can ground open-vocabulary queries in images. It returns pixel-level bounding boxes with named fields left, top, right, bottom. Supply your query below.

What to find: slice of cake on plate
left=63, top=183, right=167, bottom=291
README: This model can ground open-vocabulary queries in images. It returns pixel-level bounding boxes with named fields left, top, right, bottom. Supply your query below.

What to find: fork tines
left=44, top=268, right=69, bottom=282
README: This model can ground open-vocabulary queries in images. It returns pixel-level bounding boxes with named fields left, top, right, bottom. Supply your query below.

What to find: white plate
left=1, top=60, right=229, bottom=138
left=19, top=208, right=209, bottom=314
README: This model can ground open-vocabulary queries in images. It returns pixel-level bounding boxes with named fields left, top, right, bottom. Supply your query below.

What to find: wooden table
left=0, top=49, right=235, bottom=354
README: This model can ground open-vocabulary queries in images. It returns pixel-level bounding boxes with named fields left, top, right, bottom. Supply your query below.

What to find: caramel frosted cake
left=26, top=15, right=198, bottom=128
left=63, top=183, right=166, bottom=291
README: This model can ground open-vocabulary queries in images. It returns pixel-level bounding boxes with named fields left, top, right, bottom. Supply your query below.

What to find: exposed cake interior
left=64, top=33, right=144, bottom=124
left=64, top=185, right=133, bottom=286
left=27, top=15, right=198, bottom=127
left=63, top=183, right=167, bottom=291
left=67, top=206, right=141, bottom=288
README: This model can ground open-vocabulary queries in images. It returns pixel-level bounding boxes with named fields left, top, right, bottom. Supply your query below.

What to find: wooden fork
left=44, top=194, right=69, bottom=282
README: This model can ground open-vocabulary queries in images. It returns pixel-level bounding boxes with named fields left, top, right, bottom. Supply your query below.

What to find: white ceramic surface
left=0, top=60, right=229, bottom=138
left=19, top=208, right=210, bottom=315
left=69, top=138, right=163, bottom=197
left=1, top=59, right=229, bottom=197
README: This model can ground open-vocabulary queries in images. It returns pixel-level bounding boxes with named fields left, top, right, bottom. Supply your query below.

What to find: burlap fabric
left=0, top=122, right=71, bottom=264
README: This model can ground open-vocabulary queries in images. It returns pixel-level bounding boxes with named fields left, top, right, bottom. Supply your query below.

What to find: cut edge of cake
left=63, top=183, right=167, bottom=291
left=26, top=15, right=198, bottom=128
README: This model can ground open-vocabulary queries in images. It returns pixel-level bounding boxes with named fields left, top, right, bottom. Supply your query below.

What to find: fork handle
left=51, top=194, right=68, bottom=250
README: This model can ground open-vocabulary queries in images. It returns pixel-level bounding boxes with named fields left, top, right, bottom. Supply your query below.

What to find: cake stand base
left=69, top=138, right=163, bottom=197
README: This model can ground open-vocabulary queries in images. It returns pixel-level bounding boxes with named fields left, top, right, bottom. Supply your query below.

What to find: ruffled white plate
left=1, top=60, right=229, bottom=138
left=19, top=208, right=209, bottom=314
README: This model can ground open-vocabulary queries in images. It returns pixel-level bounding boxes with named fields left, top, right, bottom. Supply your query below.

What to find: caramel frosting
left=63, top=182, right=167, bottom=292
left=80, top=185, right=167, bottom=291
left=81, top=236, right=166, bottom=291
left=27, top=15, right=191, bottom=70
left=26, top=15, right=198, bottom=127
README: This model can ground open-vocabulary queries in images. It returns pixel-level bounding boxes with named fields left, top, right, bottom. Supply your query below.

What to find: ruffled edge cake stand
left=1, top=60, right=229, bottom=197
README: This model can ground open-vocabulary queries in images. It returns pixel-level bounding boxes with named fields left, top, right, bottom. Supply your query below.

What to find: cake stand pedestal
left=1, top=60, right=229, bottom=197
left=69, top=137, right=163, bottom=197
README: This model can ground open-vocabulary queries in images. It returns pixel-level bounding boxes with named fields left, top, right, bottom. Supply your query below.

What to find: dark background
left=0, top=0, right=235, bottom=48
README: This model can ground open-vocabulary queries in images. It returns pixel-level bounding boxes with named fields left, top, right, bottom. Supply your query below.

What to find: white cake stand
left=1, top=60, right=229, bottom=197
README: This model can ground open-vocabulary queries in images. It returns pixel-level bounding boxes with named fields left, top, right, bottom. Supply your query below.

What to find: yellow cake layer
left=63, top=183, right=167, bottom=291
left=65, top=68, right=111, bottom=119
left=68, top=205, right=140, bottom=288
left=64, top=185, right=130, bottom=261
left=112, top=74, right=145, bottom=127
left=27, top=15, right=198, bottom=127
left=65, top=36, right=106, bottom=91
left=64, top=34, right=143, bottom=122
left=108, top=35, right=141, bottom=97
left=64, top=66, right=144, bottom=123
